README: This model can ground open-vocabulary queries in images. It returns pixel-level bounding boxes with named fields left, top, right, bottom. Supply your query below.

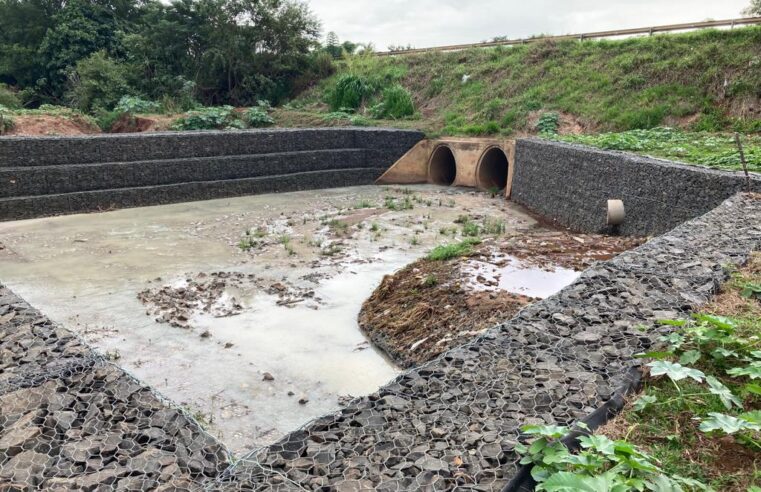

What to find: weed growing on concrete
left=353, top=200, right=375, bottom=209
left=461, top=220, right=481, bottom=237
left=306, top=237, right=323, bottom=248
left=320, top=243, right=342, bottom=256
left=482, top=217, right=506, bottom=236
left=427, top=238, right=481, bottom=261
left=238, top=229, right=264, bottom=251
left=328, top=219, right=350, bottom=235
left=277, top=234, right=295, bottom=255
left=384, top=195, right=414, bottom=211
left=105, top=349, right=121, bottom=361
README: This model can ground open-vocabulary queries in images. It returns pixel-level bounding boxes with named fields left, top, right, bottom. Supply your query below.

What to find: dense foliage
left=0, top=0, right=321, bottom=109
left=294, top=26, right=761, bottom=137
left=555, top=128, right=761, bottom=172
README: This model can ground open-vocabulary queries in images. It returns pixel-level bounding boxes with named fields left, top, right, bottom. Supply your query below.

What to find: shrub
left=327, top=74, right=371, bottom=111
left=615, top=106, right=668, bottom=130
left=312, top=51, right=336, bottom=79
left=171, top=106, right=240, bottom=131
left=114, top=96, right=160, bottom=114
left=159, top=78, right=199, bottom=113
left=95, top=110, right=124, bottom=132
left=65, top=51, right=130, bottom=113
left=0, top=85, right=21, bottom=109
left=244, top=107, right=274, bottom=127
left=536, top=111, right=560, bottom=134
left=371, top=84, right=415, bottom=119
left=0, top=106, right=15, bottom=134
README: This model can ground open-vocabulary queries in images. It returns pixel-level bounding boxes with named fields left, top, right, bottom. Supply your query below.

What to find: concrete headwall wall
left=511, top=138, right=761, bottom=236
left=0, top=128, right=423, bottom=220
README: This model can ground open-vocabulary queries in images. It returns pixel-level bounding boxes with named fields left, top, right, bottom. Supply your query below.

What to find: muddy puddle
left=462, top=254, right=580, bottom=299
left=0, top=184, right=643, bottom=454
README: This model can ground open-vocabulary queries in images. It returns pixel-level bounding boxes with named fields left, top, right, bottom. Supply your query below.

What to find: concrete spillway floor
left=0, top=185, right=572, bottom=454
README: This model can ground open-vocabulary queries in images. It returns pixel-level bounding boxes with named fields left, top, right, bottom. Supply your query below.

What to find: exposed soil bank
left=360, top=231, right=643, bottom=367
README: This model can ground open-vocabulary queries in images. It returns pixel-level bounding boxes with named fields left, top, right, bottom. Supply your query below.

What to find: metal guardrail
left=377, top=16, right=761, bottom=56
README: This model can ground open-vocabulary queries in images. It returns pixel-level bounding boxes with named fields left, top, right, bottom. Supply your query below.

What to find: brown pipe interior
left=477, top=147, right=509, bottom=190
left=428, top=146, right=457, bottom=185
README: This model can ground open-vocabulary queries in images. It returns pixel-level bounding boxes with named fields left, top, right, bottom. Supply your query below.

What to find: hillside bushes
left=325, top=74, right=415, bottom=120
left=327, top=74, right=372, bottom=111
left=299, top=26, right=761, bottom=136
left=371, top=85, right=415, bottom=119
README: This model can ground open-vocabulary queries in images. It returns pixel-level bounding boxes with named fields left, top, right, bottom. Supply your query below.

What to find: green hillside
left=283, top=26, right=761, bottom=137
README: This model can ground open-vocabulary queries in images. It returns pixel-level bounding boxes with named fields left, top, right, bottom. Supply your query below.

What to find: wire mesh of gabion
left=0, top=193, right=759, bottom=491
left=212, top=194, right=761, bottom=491
left=0, top=287, right=230, bottom=490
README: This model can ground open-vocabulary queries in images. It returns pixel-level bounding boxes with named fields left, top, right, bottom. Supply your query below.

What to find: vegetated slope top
left=287, top=26, right=761, bottom=137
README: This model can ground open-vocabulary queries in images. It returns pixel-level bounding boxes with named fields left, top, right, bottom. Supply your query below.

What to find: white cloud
left=306, top=0, right=750, bottom=50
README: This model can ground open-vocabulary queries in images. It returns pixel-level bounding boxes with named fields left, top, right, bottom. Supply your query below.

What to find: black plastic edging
left=502, top=367, right=643, bottom=492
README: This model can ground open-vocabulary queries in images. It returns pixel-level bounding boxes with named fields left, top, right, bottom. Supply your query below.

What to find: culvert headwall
left=511, top=138, right=761, bottom=236
left=377, top=137, right=515, bottom=193
left=0, top=128, right=424, bottom=221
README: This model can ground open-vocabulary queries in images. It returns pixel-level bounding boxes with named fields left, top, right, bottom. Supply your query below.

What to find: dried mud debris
left=137, top=271, right=322, bottom=330
left=137, top=272, right=247, bottom=328
left=494, top=231, right=645, bottom=271
left=359, top=260, right=534, bottom=368
left=360, top=230, right=644, bottom=368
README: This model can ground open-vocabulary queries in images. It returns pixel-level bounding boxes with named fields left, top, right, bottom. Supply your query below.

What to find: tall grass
left=295, top=26, right=761, bottom=136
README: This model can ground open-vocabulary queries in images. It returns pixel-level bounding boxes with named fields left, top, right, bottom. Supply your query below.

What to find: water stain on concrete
left=0, top=184, right=552, bottom=454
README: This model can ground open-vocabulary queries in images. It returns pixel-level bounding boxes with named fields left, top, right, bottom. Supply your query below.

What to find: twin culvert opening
left=428, top=145, right=509, bottom=190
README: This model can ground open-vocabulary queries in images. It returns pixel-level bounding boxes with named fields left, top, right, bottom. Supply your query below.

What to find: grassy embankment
left=280, top=26, right=761, bottom=171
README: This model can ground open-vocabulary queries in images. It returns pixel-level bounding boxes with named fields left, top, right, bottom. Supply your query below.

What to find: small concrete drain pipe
left=607, top=199, right=625, bottom=225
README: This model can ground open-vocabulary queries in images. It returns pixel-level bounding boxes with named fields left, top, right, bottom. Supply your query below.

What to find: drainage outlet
left=428, top=146, right=457, bottom=186
left=477, top=147, right=509, bottom=190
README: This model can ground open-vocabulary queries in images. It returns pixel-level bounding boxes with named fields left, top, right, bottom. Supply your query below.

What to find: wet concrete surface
left=0, top=185, right=555, bottom=455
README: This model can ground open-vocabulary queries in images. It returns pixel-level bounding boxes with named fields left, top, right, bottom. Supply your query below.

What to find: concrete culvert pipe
left=476, top=146, right=509, bottom=190
left=428, top=145, right=457, bottom=186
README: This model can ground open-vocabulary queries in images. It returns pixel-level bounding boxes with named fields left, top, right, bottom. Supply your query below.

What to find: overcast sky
left=306, top=0, right=751, bottom=50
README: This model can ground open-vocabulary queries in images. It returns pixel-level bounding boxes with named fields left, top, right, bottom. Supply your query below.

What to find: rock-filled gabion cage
left=1, top=193, right=759, bottom=491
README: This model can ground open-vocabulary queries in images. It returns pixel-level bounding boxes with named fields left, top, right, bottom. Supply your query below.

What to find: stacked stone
left=511, top=138, right=761, bottom=236
left=0, top=287, right=230, bottom=490
left=1, top=194, right=759, bottom=491
left=216, top=194, right=761, bottom=491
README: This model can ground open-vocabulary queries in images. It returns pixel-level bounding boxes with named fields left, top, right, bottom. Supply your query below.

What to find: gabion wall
left=0, top=288, right=230, bottom=490
left=0, top=128, right=424, bottom=221
left=511, top=138, right=761, bottom=236
left=1, top=193, right=758, bottom=491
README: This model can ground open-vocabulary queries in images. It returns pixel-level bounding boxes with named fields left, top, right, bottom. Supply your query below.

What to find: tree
left=37, top=0, right=124, bottom=101
left=65, top=50, right=130, bottom=112
left=325, top=31, right=343, bottom=59
left=743, top=0, right=761, bottom=16
left=0, top=0, right=322, bottom=108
